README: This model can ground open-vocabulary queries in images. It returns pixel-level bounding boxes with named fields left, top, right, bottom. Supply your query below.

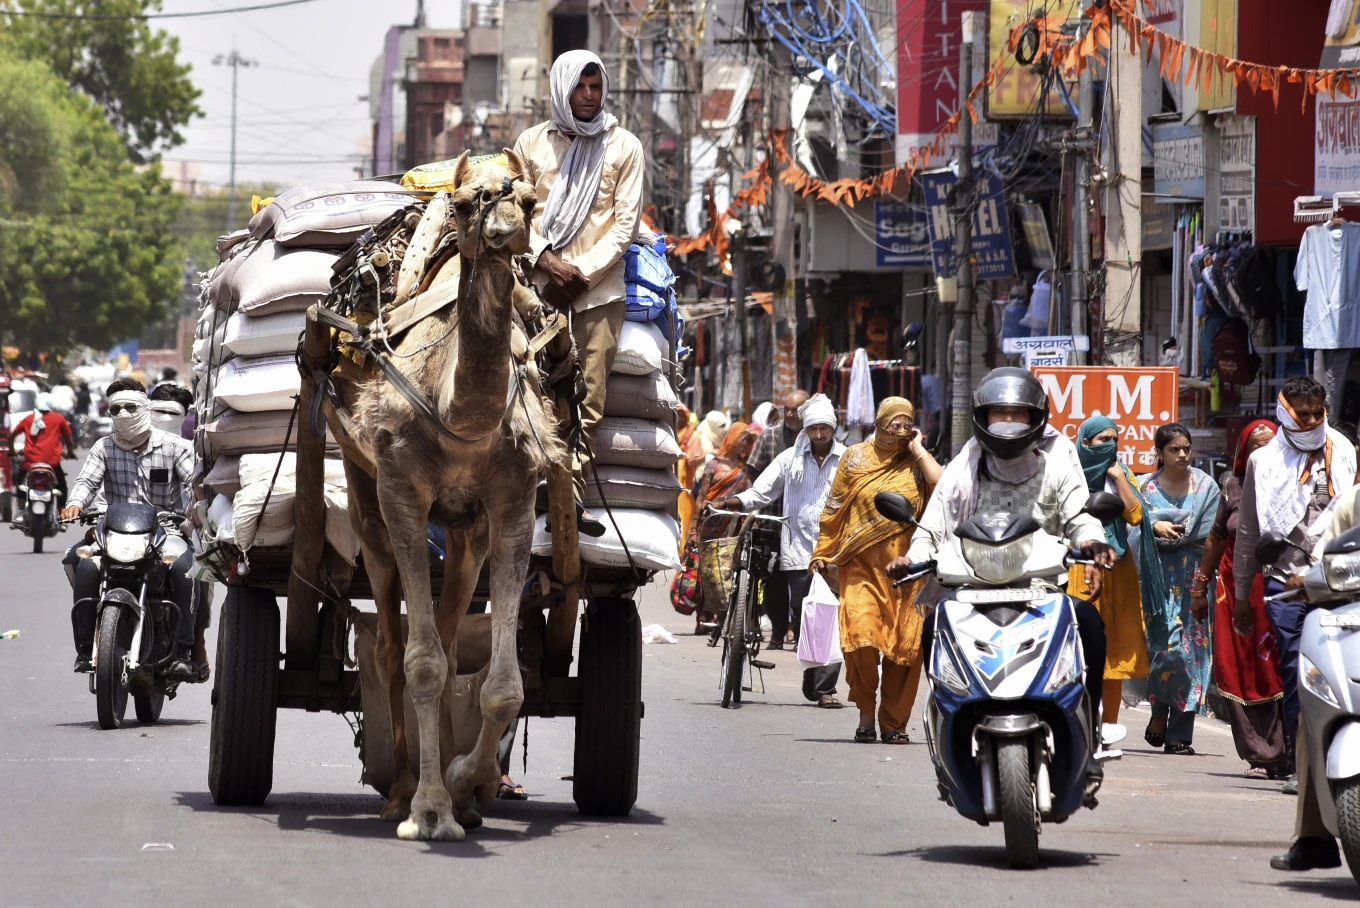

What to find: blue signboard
left=873, top=200, right=931, bottom=268
left=922, top=169, right=1016, bottom=281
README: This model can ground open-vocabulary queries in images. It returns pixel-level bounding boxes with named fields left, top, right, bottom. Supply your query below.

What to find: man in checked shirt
left=59, top=378, right=200, bottom=679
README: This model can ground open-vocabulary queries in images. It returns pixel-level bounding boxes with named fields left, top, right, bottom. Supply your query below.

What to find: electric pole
left=214, top=48, right=257, bottom=232
left=948, top=12, right=978, bottom=455
left=1069, top=26, right=1094, bottom=365
left=1102, top=10, right=1144, bottom=366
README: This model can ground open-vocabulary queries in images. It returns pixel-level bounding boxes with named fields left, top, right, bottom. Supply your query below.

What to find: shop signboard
left=1218, top=116, right=1255, bottom=233
left=1025, top=351, right=1069, bottom=368
left=873, top=200, right=932, bottom=268
left=986, top=0, right=1080, bottom=119
left=1002, top=335, right=1089, bottom=355
left=1316, top=95, right=1360, bottom=197
left=1016, top=203, right=1056, bottom=269
left=895, top=0, right=997, bottom=165
left=922, top=169, right=1016, bottom=280
left=1030, top=366, right=1180, bottom=473
left=1152, top=122, right=1205, bottom=199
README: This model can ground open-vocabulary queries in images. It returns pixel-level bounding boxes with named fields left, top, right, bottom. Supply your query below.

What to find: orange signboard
left=1030, top=367, right=1180, bottom=473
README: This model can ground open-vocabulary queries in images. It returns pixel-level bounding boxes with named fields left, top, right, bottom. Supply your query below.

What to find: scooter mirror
left=1255, top=531, right=1290, bottom=566
left=875, top=492, right=918, bottom=525
left=1083, top=492, right=1125, bottom=524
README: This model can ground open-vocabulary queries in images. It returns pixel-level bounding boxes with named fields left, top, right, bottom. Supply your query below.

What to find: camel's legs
left=435, top=523, right=488, bottom=827
left=344, top=459, right=416, bottom=823
left=446, top=495, right=531, bottom=808
left=376, top=474, right=462, bottom=842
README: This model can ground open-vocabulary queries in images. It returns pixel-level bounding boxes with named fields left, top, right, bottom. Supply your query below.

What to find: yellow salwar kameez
left=812, top=398, right=933, bottom=735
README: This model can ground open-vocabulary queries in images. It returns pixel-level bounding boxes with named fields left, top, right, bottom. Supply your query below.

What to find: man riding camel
left=513, top=49, right=645, bottom=532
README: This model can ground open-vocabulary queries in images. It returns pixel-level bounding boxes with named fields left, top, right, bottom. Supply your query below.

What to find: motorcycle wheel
left=1334, top=777, right=1360, bottom=885
left=134, top=690, right=165, bottom=724
left=31, top=512, right=45, bottom=553
left=996, top=738, right=1040, bottom=869
left=95, top=607, right=131, bottom=729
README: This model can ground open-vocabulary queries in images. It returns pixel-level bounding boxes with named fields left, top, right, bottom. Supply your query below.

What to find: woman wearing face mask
left=1191, top=420, right=1288, bottom=778
left=1067, top=416, right=1156, bottom=748
left=1137, top=424, right=1221, bottom=755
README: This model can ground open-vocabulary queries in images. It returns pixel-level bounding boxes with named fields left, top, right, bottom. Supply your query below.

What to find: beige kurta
left=512, top=121, right=646, bottom=312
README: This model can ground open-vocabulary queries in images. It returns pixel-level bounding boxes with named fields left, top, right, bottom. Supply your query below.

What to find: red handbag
left=669, top=537, right=702, bottom=615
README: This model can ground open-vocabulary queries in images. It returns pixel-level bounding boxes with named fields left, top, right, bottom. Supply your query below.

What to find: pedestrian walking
left=689, top=422, right=757, bottom=631
left=1235, top=377, right=1357, bottom=791
left=717, top=393, right=846, bottom=706
left=810, top=397, right=943, bottom=743
left=1138, top=424, right=1221, bottom=755
left=1192, top=420, right=1289, bottom=779
left=1066, top=415, right=1154, bottom=748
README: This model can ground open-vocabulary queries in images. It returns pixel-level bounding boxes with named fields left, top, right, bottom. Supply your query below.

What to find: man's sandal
left=854, top=726, right=876, bottom=743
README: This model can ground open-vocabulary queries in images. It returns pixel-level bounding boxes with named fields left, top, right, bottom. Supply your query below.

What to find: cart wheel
left=573, top=597, right=642, bottom=817
left=209, top=585, right=279, bottom=806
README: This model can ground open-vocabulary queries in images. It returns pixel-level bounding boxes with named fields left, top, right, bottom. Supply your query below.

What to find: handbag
left=669, top=537, right=702, bottom=616
left=797, top=573, right=844, bottom=670
left=698, top=536, right=740, bottom=616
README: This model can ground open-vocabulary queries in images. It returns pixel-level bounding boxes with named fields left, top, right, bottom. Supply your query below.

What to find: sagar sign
left=1030, top=367, right=1180, bottom=474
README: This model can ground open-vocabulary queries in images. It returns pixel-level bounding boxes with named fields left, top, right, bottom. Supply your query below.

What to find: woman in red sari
left=1191, top=420, right=1288, bottom=778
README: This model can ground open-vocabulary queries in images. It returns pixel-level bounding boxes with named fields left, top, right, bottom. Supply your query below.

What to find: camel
left=341, top=151, right=563, bottom=841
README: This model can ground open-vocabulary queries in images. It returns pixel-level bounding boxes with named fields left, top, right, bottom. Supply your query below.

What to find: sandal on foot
left=1144, top=721, right=1166, bottom=749
left=195, top=661, right=211, bottom=683
left=817, top=695, right=844, bottom=709
left=1164, top=742, right=1195, bottom=755
left=881, top=730, right=910, bottom=745
left=496, top=781, right=529, bottom=800
left=1245, top=766, right=1268, bottom=779
left=854, top=726, right=876, bottom=743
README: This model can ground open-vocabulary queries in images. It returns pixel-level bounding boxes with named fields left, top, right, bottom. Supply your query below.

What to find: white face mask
left=108, top=392, right=153, bottom=451
left=1277, top=399, right=1327, bottom=452
left=149, top=402, right=187, bottom=435
left=989, top=419, right=1031, bottom=438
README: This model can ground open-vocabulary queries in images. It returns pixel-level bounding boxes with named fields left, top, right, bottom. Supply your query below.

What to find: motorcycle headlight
left=1300, top=653, right=1341, bottom=708
left=104, top=531, right=150, bottom=564
left=1324, top=550, right=1360, bottom=593
left=959, top=536, right=1034, bottom=584
left=930, top=635, right=972, bottom=695
left=1044, top=631, right=1081, bottom=693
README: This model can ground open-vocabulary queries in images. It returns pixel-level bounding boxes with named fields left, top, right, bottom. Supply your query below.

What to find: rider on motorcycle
left=887, top=368, right=1116, bottom=744
left=58, top=378, right=200, bottom=678
left=9, top=392, right=76, bottom=517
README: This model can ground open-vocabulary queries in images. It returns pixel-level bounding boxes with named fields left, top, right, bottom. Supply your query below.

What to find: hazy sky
left=161, top=0, right=463, bottom=190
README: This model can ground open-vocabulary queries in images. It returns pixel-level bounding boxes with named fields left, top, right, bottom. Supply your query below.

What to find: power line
left=0, top=0, right=321, bottom=19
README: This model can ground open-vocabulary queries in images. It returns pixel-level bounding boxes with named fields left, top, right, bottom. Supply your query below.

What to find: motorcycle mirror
left=1255, top=531, right=1290, bottom=567
left=1323, top=524, right=1360, bottom=557
left=875, top=492, right=918, bottom=525
left=1082, top=492, right=1125, bottom=524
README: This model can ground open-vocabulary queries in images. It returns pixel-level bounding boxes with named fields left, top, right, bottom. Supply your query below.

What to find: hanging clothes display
left=1296, top=219, right=1360, bottom=413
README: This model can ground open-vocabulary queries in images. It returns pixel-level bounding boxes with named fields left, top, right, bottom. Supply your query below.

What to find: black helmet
left=971, top=367, right=1049, bottom=461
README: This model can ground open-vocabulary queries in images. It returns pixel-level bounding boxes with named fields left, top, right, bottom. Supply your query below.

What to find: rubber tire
left=31, top=512, right=45, bottom=553
left=208, top=586, right=280, bottom=806
left=1335, top=777, right=1360, bottom=885
left=134, top=691, right=165, bottom=724
left=95, top=606, right=131, bottom=730
left=573, top=597, right=642, bottom=817
left=996, top=738, right=1040, bottom=869
left=721, top=634, right=744, bottom=709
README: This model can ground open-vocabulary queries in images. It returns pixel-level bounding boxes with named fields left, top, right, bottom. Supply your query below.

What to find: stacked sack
left=532, top=232, right=685, bottom=573
left=189, top=182, right=413, bottom=577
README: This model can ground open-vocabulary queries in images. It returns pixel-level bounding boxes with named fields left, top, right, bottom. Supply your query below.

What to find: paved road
left=0, top=521, right=1354, bottom=907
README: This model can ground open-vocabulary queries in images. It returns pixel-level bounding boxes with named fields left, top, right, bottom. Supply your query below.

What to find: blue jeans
left=1263, top=576, right=1314, bottom=774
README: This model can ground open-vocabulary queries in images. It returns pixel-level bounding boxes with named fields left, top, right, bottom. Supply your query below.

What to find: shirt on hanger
left=1295, top=221, right=1360, bottom=349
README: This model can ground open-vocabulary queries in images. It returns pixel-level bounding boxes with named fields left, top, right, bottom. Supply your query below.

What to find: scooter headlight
left=959, top=536, right=1034, bottom=585
left=104, top=531, right=150, bottom=564
left=1044, top=631, right=1081, bottom=693
left=1300, top=652, right=1341, bottom=708
left=1324, top=550, right=1360, bottom=593
left=930, top=635, right=972, bottom=695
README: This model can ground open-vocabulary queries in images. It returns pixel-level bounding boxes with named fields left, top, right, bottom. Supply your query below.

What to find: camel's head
left=449, top=150, right=536, bottom=256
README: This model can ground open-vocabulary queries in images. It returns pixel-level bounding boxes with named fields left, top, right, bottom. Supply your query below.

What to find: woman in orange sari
left=690, top=422, right=757, bottom=626
left=675, top=405, right=704, bottom=539
left=811, top=398, right=942, bottom=743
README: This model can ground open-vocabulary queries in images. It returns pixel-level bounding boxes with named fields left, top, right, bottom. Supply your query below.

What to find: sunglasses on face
left=108, top=403, right=144, bottom=416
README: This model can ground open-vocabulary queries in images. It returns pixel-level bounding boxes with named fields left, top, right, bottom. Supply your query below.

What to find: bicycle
left=703, top=507, right=786, bottom=708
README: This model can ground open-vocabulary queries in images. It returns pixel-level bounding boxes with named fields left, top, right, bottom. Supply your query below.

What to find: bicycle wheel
left=721, top=569, right=749, bottom=708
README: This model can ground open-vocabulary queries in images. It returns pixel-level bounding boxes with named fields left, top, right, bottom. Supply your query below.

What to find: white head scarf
left=150, top=400, right=187, bottom=435
left=790, top=394, right=839, bottom=483
left=750, top=401, right=774, bottom=430
left=108, top=390, right=152, bottom=451
left=1253, top=395, right=1357, bottom=537
left=539, top=50, right=618, bottom=251
left=29, top=392, right=51, bottom=436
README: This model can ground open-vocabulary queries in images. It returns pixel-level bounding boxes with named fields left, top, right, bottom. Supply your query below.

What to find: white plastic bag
left=641, top=624, right=678, bottom=644
left=797, top=573, right=843, bottom=670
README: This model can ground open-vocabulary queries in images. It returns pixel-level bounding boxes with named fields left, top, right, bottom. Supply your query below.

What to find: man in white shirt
left=717, top=395, right=845, bottom=707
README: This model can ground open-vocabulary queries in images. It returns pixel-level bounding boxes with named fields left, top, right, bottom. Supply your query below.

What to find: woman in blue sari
left=1138, top=423, right=1221, bottom=755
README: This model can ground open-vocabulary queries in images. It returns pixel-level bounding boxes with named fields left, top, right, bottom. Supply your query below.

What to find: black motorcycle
left=75, top=503, right=189, bottom=728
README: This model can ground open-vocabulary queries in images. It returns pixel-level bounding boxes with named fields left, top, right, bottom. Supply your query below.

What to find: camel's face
left=450, top=151, right=536, bottom=256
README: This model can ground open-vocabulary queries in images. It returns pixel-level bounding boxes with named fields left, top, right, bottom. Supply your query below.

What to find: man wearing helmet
left=887, top=368, right=1116, bottom=745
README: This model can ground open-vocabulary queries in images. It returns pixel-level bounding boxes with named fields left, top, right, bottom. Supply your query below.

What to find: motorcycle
left=1257, top=526, right=1360, bottom=884
left=74, top=504, right=189, bottom=729
left=876, top=490, right=1125, bottom=868
left=12, top=462, right=64, bottom=553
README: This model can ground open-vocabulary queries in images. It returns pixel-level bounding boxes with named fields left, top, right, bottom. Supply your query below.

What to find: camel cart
left=203, top=194, right=679, bottom=820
